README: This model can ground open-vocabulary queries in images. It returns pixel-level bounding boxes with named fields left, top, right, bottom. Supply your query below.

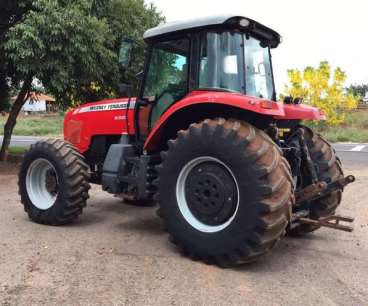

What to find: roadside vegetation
left=0, top=113, right=63, bottom=137
left=311, top=110, right=368, bottom=143
left=284, top=62, right=367, bottom=142
left=8, top=147, right=28, bottom=155
left=285, top=61, right=359, bottom=125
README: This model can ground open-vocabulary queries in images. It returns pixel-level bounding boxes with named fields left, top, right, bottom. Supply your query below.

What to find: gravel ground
left=0, top=157, right=367, bottom=306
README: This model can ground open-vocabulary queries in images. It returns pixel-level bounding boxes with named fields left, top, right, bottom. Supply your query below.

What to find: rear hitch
left=295, top=175, right=355, bottom=204
left=291, top=175, right=356, bottom=232
left=299, top=215, right=354, bottom=232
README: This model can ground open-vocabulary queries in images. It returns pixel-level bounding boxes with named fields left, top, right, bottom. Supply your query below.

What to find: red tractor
left=18, top=15, right=355, bottom=266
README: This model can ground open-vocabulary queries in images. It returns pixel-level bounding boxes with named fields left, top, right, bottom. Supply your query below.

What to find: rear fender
left=274, top=103, right=326, bottom=121
left=143, top=91, right=284, bottom=152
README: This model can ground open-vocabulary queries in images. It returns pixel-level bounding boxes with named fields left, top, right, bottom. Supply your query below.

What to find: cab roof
left=143, top=14, right=282, bottom=48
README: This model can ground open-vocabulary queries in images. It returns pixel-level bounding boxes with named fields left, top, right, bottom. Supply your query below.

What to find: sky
left=148, top=0, right=368, bottom=93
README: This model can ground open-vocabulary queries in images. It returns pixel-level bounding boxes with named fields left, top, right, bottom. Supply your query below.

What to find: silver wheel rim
left=176, top=156, right=240, bottom=233
left=26, top=158, right=58, bottom=210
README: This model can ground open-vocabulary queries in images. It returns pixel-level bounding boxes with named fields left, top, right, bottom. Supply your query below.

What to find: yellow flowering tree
left=284, top=61, right=358, bottom=125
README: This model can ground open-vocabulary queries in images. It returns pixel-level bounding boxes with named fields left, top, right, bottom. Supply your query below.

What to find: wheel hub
left=45, top=169, right=58, bottom=195
left=25, top=158, right=59, bottom=210
left=176, top=156, right=239, bottom=233
left=185, top=163, right=237, bottom=225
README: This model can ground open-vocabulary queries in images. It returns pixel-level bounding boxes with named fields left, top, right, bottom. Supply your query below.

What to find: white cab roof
left=144, top=14, right=242, bottom=40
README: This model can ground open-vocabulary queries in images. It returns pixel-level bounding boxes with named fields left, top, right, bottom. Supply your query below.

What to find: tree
left=347, top=84, right=368, bottom=99
left=284, top=61, right=359, bottom=125
left=0, top=0, right=163, bottom=160
left=0, top=0, right=33, bottom=38
left=89, top=0, right=164, bottom=97
left=0, top=0, right=34, bottom=113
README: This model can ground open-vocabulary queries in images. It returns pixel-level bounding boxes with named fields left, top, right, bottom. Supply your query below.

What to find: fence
left=358, top=102, right=368, bottom=110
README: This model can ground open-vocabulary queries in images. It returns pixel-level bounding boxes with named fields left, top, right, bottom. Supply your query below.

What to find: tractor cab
left=120, top=15, right=282, bottom=139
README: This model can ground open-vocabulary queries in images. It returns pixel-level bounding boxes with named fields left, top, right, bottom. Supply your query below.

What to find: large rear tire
left=156, top=119, right=293, bottom=267
left=18, top=139, right=90, bottom=225
left=290, top=126, right=344, bottom=235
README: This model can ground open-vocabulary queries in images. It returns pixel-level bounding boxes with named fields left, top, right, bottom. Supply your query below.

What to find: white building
left=12, top=93, right=57, bottom=112
left=363, top=91, right=368, bottom=103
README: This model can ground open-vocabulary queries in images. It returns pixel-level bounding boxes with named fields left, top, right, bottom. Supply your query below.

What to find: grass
left=0, top=113, right=63, bottom=137
left=311, top=110, right=368, bottom=143
left=8, top=146, right=28, bottom=154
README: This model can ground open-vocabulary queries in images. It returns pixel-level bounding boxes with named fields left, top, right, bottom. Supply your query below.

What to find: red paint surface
left=64, top=91, right=325, bottom=154
left=64, top=97, right=136, bottom=153
left=143, top=91, right=325, bottom=151
left=274, top=103, right=326, bottom=121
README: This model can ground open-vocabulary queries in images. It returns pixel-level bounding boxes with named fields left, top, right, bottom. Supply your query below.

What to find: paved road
left=0, top=135, right=47, bottom=147
left=333, top=143, right=368, bottom=153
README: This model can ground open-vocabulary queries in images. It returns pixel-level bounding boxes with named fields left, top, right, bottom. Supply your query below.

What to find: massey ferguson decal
left=74, top=101, right=135, bottom=114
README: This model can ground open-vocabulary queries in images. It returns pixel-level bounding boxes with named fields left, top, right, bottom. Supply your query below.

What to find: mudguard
left=143, top=90, right=325, bottom=151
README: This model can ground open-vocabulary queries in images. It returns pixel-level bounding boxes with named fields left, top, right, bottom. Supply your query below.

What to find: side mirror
left=118, top=38, right=134, bottom=70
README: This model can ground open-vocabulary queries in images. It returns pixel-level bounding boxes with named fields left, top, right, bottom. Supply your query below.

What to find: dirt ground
left=0, top=156, right=367, bottom=306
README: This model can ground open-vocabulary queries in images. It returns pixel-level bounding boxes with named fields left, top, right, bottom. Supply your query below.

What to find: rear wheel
left=290, top=126, right=344, bottom=235
left=18, top=139, right=90, bottom=225
left=156, top=119, right=293, bottom=266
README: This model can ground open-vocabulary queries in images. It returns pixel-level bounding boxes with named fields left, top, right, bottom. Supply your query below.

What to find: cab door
left=140, top=38, right=190, bottom=132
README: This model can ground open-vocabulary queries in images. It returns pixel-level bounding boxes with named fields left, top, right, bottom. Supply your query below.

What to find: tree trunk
left=0, top=69, right=10, bottom=113
left=0, top=76, right=32, bottom=161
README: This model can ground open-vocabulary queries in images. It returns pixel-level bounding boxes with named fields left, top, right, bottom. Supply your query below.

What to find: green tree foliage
left=91, top=0, right=164, bottom=96
left=0, top=0, right=163, bottom=160
left=0, top=0, right=33, bottom=38
left=144, top=49, right=185, bottom=97
left=347, top=84, right=368, bottom=99
left=6, top=0, right=118, bottom=105
left=0, top=0, right=34, bottom=113
left=284, top=61, right=358, bottom=125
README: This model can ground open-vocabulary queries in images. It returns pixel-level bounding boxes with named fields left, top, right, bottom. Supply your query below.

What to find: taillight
left=260, top=100, right=273, bottom=109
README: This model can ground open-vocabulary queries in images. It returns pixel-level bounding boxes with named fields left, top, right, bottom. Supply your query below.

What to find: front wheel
left=156, top=119, right=294, bottom=267
left=18, top=139, right=90, bottom=225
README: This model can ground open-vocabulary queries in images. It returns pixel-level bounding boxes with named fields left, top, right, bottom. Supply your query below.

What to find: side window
left=143, top=39, right=189, bottom=126
left=244, top=37, right=273, bottom=99
left=144, top=39, right=189, bottom=101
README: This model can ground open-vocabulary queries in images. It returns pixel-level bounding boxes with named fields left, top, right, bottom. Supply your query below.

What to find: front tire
left=18, top=139, right=90, bottom=225
left=156, top=119, right=293, bottom=266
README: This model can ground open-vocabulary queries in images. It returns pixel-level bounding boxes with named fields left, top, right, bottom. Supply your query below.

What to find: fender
left=274, top=103, right=326, bottom=121
left=143, top=90, right=325, bottom=152
left=144, top=90, right=284, bottom=151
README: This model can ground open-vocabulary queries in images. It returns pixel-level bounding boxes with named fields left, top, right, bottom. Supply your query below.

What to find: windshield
left=199, top=32, right=275, bottom=100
